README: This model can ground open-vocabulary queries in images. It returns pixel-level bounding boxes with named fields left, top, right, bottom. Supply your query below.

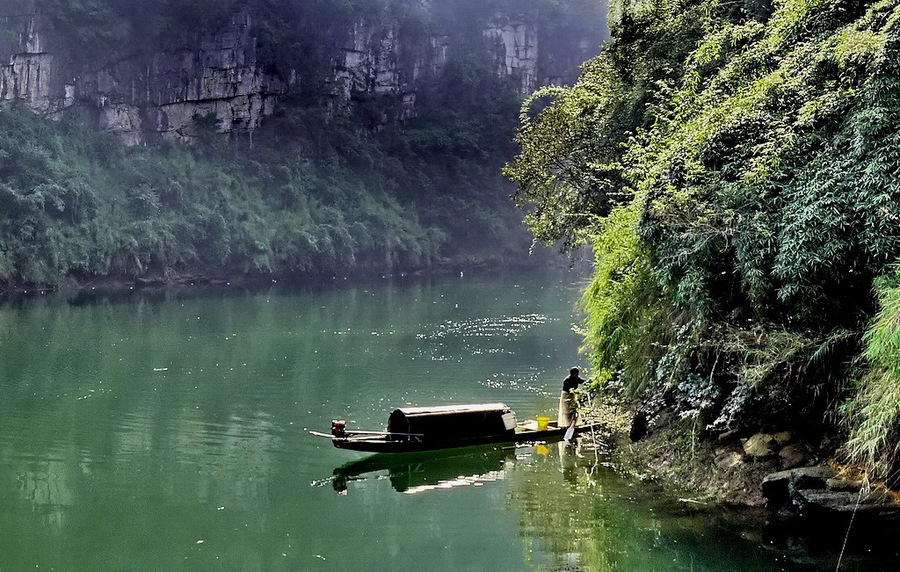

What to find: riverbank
left=584, top=403, right=765, bottom=505
left=591, top=401, right=900, bottom=523
left=0, top=251, right=585, bottom=301
left=610, top=420, right=775, bottom=507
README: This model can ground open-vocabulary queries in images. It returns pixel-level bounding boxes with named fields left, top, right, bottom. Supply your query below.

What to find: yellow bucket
left=536, top=416, right=550, bottom=430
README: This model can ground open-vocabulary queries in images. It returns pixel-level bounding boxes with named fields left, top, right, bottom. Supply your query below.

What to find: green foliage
left=0, top=104, right=454, bottom=287
left=509, top=0, right=900, bottom=469
left=846, top=266, right=900, bottom=480
left=579, top=199, right=676, bottom=396
left=631, top=0, right=900, bottom=325
left=504, top=0, right=706, bottom=249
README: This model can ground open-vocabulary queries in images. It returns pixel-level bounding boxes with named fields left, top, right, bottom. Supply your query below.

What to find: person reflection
left=332, top=472, right=348, bottom=494
left=558, top=440, right=580, bottom=484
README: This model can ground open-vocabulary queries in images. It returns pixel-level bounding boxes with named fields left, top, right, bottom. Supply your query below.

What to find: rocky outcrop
left=0, top=12, right=60, bottom=114
left=0, top=2, right=605, bottom=144
left=0, top=8, right=279, bottom=144
left=334, top=17, right=422, bottom=121
left=763, top=466, right=900, bottom=522
left=483, top=15, right=537, bottom=94
left=84, top=11, right=281, bottom=144
left=740, top=431, right=805, bottom=465
left=332, top=9, right=553, bottom=122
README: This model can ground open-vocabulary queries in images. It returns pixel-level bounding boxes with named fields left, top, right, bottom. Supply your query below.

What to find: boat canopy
left=387, top=403, right=517, bottom=443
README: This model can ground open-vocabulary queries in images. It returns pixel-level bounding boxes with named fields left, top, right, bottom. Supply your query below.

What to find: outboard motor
left=331, top=419, right=346, bottom=438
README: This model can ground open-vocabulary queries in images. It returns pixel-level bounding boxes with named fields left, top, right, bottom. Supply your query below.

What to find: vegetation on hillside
left=0, top=106, right=437, bottom=285
left=0, top=71, right=530, bottom=287
left=0, top=0, right=606, bottom=289
left=506, top=0, right=900, bottom=481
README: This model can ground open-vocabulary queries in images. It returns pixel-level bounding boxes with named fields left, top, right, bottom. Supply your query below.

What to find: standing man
left=558, top=367, right=585, bottom=427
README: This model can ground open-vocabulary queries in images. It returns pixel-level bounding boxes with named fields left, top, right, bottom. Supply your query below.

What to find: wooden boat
left=309, top=402, right=601, bottom=453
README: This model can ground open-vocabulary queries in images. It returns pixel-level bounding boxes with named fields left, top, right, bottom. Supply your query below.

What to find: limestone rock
left=758, top=465, right=900, bottom=522
left=761, top=469, right=794, bottom=506
left=826, top=477, right=864, bottom=493
left=483, top=16, right=538, bottom=95
left=0, top=14, right=57, bottom=113
left=0, top=3, right=603, bottom=143
left=794, top=487, right=899, bottom=520
left=778, top=442, right=810, bottom=469
left=743, top=433, right=777, bottom=458
left=714, top=448, right=746, bottom=469
left=790, top=465, right=836, bottom=489
left=773, top=431, right=792, bottom=445
left=762, top=466, right=839, bottom=509
left=1, top=10, right=280, bottom=144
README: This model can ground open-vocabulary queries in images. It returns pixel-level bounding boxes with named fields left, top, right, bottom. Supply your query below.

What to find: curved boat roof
left=391, top=403, right=511, bottom=417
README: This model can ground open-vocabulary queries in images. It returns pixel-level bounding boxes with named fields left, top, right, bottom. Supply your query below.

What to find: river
left=0, top=270, right=887, bottom=570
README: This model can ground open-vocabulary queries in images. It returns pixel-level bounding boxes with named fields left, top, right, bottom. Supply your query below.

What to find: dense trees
left=0, top=80, right=541, bottom=288
left=1, top=0, right=607, bottom=289
left=507, top=0, right=900, bottom=479
left=0, top=107, right=445, bottom=285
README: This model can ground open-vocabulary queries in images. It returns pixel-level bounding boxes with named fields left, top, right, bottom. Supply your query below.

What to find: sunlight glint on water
left=0, top=271, right=870, bottom=570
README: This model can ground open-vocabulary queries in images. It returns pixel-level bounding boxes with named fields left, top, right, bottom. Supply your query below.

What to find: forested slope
left=0, top=0, right=605, bottom=290
left=506, top=0, right=900, bottom=480
left=0, top=72, right=524, bottom=286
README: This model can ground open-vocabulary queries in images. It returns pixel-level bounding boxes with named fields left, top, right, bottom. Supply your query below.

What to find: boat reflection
left=331, top=444, right=519, bottom=494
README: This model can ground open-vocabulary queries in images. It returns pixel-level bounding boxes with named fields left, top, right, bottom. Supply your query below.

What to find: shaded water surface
left=0, top=271, right=888, bottom=570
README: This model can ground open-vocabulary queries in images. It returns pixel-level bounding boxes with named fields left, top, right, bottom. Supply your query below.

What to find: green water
left=0, top=271, right=885, bottom=570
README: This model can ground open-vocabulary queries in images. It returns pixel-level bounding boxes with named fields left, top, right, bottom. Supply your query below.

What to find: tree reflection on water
left=320, top=435, right=890, bottom=570
left=508, top=439, right=822, bottom=572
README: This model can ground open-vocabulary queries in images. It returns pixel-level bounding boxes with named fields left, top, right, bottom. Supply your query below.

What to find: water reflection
left=15, top=456, right=73, bottom=530
left=323, top=439, right=834, bottom=570
left=415, top=314, right=551, bottom=362
left=330, top=445, right=517, bottom=494
left=508, top=440, right=897, bottom=571
left=2, top=273, right=896, bottom=570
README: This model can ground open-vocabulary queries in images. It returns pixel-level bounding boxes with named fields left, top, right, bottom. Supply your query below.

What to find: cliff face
left=0, top=12, right=59, bottom=114
left=85, top=11, right=282, bottom=146
left=1, top=8, right=281, bottom=144
left=0, top=1, right=606, bottom=144
left=483, top=16, right=538, bottom=95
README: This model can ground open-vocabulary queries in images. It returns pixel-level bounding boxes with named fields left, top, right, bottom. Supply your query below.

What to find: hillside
left=0, top=0, right=607, bottom=288
left=506, top=0, right=900, bottom=489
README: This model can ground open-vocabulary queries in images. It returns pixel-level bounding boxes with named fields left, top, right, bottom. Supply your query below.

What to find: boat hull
left=327, top=422, right=600, bottom=453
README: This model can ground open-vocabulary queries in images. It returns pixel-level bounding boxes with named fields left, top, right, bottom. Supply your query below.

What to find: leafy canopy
left=508, top=0, right=900, bottom=475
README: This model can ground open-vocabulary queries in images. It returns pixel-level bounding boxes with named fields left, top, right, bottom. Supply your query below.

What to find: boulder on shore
left=743, top=433, right=778, bottom=458
left=778, top=443, right=810, bottom=469
left=762, top=466, right=900, bottom=522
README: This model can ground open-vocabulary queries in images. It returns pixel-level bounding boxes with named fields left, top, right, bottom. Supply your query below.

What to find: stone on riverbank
left=778, top=443, right=810, bottom=469
left=714, top=447, right=746, bottom=469
left=762, top=466, right=900, bottom=521
left=742, top=433, right=778, bottom=458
